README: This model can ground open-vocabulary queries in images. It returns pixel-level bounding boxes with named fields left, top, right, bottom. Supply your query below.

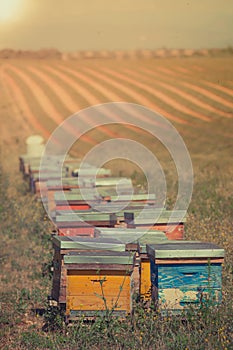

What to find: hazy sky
left=0, top=0, right=232, bottom=50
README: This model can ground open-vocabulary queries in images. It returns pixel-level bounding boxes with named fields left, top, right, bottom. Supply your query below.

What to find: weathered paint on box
left=150, top=262, right=223, bottom=312
left=66, top=271, right=132, bottom=319
left=65, top=251, right=135, bottom=320
left=148, top=242, right=224, bottom=313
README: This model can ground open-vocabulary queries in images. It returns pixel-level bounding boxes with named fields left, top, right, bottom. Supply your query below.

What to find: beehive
left=64, top=251, right=135, bottom=320
left=147, top=242, right=224, bottom=314
left=124, top=209, right=186, bottom=240
left=51, top=236, right=125, bottom=304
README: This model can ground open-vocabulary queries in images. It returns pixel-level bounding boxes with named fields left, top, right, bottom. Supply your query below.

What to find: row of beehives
left=19, top=151, right=225, bottom=322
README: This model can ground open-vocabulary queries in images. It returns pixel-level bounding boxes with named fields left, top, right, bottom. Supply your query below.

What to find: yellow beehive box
left=64, top=251, right=135, bottom=321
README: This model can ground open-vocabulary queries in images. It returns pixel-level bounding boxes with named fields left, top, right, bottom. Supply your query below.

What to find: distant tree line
left=0, top=47, right=232, bottom=59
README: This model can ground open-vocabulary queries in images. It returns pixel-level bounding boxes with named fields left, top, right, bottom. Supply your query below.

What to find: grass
left=1, top=143, right=233, bottom=349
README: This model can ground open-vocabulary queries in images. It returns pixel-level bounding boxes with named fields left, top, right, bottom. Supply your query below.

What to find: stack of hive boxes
left=51, top=236, right=135, bottom=321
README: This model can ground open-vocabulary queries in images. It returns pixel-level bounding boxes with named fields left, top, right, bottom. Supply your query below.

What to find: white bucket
left=26, top=135, right=45, bottom=157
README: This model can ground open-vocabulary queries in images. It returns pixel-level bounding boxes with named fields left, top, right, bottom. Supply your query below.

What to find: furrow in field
left=45, top=63, right=163, bottom=138
left=80, top=65, right=187, bottom=125
left=41, top=64, right=120, bottom=139
left=99, top=66, right=208, bottom=122
left=156, top=65, right=233, bottom=103
left=5, top=64, right=64, bottom=123
left=2, top=70, right=50, bottom=138
left=55, top=63, right=169, bottom=131
left=155, top=67, right=177, bottom=77
left=174, top=66, right=190, bottom=74
left=203, top=81, right=233, bottom=99
left=1, top=71, right=34, bottom=143
left=181, top=81, right=233, bottom=112
left=134, top=66, right=231, bottom=118
left=26, top=66, right=80, bottom=113
left=141, top=65, right=233, bottom=115
left=5, top=64, right=95, bottom=145
left=191, top=65, right=204, bottom=72
left=174, top=68, right=233, bottom=100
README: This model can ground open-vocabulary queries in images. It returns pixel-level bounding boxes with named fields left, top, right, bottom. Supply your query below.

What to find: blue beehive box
left=147, top=241, right=224, bottom=314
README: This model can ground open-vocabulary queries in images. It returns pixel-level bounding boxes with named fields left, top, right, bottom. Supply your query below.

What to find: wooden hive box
left=51, top=236, right=125, bottom=305
left=64, top=251, right=135, bottom=321
left=124, top=209, right=186, bottom=240
left=147, top=242, right=225, bottom=314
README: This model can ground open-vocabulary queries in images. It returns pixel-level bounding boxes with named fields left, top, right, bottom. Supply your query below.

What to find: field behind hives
left=0, top=55, right=233, bottom=349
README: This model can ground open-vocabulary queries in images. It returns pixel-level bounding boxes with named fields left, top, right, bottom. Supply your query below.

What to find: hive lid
left=64, top=251, right=135, bottom=265
left=97, top=228, right=167, bottom=246
left=56, top=212, right=115, bottom=222
left=73, top=167, right=111, bottom=176
left=46, top=178, right=80, bottom=187
left=137, top=232, right=168, bottom=253
left=94, top=177, right=132, bottom=187
left=53, top=236, right=125, bottom=251
left=147, top=241, right=225, bottom=259
left=125, top=209, right=187, bottom=221
left=110, top=193, right=156, bottom=201
left=54, top=191, right=102, bottom=202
